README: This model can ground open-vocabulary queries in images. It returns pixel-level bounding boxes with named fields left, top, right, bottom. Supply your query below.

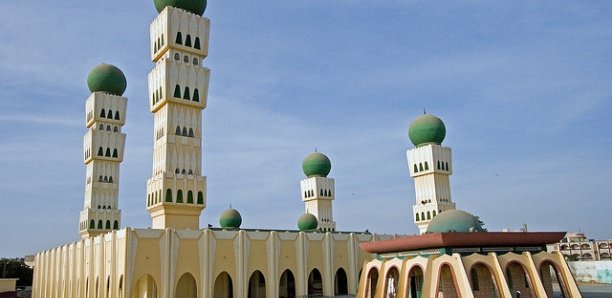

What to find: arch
left=194, top=37, right=201, bottom=49
left=437, top=160, right=441, bottom=169
left=192, top=58, right=198, bottom=65
left=118, top=275, right=123, bottom=298
left=334, top=268, right=348, bottom=295
left=175, top=32, right=183, bottom=44
left=414, top=164, right=418, bottom=173
left=187, top=190, right=194, bottom=204
left=416, top=213, right=420, bottom=222
left=133, top=274, right=157, bottom=298
left=437, top=264, right=459, bottom=297
left=213, top=272, right=233, bottom=298
left=183, top=87, right=190, bottom=100
left=582, top=253, right=593, bottom=260
left=407, top=265, right=423, bottom=298
left=109, top=176, right=113, bottom=183
left=308, top=268, right=323, bottom=295
left=601, top=253, right=611, bottom=260
left=433, top=210, right=437, bottom=217
left=107, top=110, right=113, bottom=119
left=98, top=220, right=103, bottom=229
left=599, top=243, right=609, bottom=249
left=320, top=189, right=324, bottom=196
left=175, top=273, right=197, bottom=298
left=188, top=128, right=194, bottom=137
left=174, top=84, right=181, bottom=98
left=419, top=163, right=423, bottom=171
left=176, top=126, right=181, bottom=135
left=427, top=211, right=431, bottom=220
left=114, top=111, right=120, bottom=120
left=248, top=270, right=266, bottom=298
left=107, top=125, right=111, bottom=131
left=424, top=161, right=429, bottom=170
left=581, top=243, right=591, bottom=249
left=188, top=170, right=193, bottom=175
left=182, top=127, right=188, bottom=136
left=106, top=276, right=111, bottom=298
left=166, top=188, right=173, bottom=203
left=113, top=149, right=118, bottom=158
left=279, top=269, right=295, bottom=298
left=184, top=55, right=189, bottom=63
left=421, top=212, right=425, bottom=222
left=445, top=162, right=449, bottom=170
left=506, top=262, right=535, bottom=298
left=366, top=267, right=379, bottom=298
left=105, top=148, right=111, bottom=157
left=105, top=220, right=111, bottom=229
left=193, top=89, right=199, bottom=102
left=470, top=263, right=501, bottom=298
left=185, top=34, right=192, bottom=47
left=174, top=53, right=180, bottom=61
left=98, top=147, right=104, bottom=156
left=197, top=191, right=204, bottom=204
left=540, top=260, right=569, bottom=298
left=90, top=220, right=95, bottom=229
left=384, top=266, right=400, bottom=298
left=177, top=190, right=183, bottom=203
left=100, top=108, right=106, bottom=118
left=113, top=220, right=119, bottom=229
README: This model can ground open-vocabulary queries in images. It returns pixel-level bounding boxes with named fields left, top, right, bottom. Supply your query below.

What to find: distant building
left=547, top=232, right=612, bottom=261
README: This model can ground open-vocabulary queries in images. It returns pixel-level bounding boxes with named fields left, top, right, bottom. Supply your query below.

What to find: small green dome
left=302, top=152, right=331, bottom=177
left=297, top=213, right=318, bottom=231
left=219, top=208, right=242, bottom=229
left=154, top=0, right=207, bottom=16
left=87, top=64, right=127, bottom=96
left=426, top=209, right=486, bottom=234
left=408, top=114, right=446, bottom=146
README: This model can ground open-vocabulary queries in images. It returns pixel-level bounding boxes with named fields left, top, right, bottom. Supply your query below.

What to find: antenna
left=423, top=108, right=427, bottom=114
left=315, top=147, right=318, bottom=153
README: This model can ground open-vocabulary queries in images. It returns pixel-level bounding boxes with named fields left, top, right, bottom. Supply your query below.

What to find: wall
left=568, top=261, right=612, bottom=284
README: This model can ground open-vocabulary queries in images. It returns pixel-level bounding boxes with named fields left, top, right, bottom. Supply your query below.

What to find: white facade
left=146, top=6, right=210, bottom=230
left=300, top=176, right=336, bottom=232
left=407, top=144, right=456, bottom=234
left=79, top=92, right=127, bottom=238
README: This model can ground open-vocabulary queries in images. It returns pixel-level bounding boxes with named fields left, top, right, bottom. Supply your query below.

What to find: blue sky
left=1, top=1, right=611, bottom=257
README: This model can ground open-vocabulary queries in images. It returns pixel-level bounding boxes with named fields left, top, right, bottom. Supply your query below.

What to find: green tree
left=0, top=258, right=33, bottom=287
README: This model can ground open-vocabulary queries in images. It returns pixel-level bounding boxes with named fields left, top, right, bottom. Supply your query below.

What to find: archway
left=175, top=273, right=197, bottom=298
left=334, top=268, right=348, bottom=295
left=213, top=272, right=233, bottom=298
left=540, top=261, right=569, bottom=297
left=366, top=268, right=379, bottom=298
left=279, top=269, right=296, bottom=298
left=248, top=270, right=266, bottom=298
left=437, top=264, right=458, bottom=297
left=470, top=263, right=500, bottom=298
left=506, top=262, right=534, bottom=298
left=408, top=266, right=423, bottom=298
left=132, top=274, right=157, bottom=298
left=384, top=267, right=400, bottom=298
left=308, top=268, right=323, bottom=295
left=118, top=276, right=123, bottom=298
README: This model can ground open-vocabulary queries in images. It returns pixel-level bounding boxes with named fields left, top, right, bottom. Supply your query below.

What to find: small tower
left=79, top=64, right=127, bottom=238
left=145, top=0, right=210, bottom=229
left=300, top=152, right=336, bottom=232
left=407, top=114, right=456, bottom=234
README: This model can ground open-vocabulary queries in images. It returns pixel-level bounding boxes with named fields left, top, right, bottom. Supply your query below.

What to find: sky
left=1, top=0, right=611, bottom=257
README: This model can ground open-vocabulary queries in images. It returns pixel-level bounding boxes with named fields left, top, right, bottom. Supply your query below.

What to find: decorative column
left=146, top=1, right=210, bottom=229
left=79, top=63, right=127, bottom=238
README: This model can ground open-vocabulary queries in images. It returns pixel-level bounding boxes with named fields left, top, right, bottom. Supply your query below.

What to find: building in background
left=548, top=232, right=612, bottom=261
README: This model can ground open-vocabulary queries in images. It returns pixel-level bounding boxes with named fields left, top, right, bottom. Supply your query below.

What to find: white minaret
left=79, top=64, right=127, bottom=239
left=407, top=114, right=456, bottom=234
left=300, top=152, right=336, bottom=232
left=145, top=4, right=210, bottom=230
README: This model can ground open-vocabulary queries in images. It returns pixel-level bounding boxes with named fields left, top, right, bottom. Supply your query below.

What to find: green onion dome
left=154, top=0, right=207, bottom=16
left=297, top=213, right=318, bottom=231
left=302, top=152, right=331, bottom=178
left=425, top=209, right=486, bottom=233
left=87, top=64, right=127, bottom=96
left=219, top=208, right=242, bottom=229
left=408, top=114, right=446, bottom=146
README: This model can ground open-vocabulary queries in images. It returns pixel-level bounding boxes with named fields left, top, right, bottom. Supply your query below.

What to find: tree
left=0, top=258, right=33, bottom=287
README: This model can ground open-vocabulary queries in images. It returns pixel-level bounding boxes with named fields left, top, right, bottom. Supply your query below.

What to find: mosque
left=33, top=1, right=582, bottom=297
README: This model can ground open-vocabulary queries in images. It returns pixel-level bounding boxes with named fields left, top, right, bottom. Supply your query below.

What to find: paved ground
left=553, top=283, right=612, bottom=297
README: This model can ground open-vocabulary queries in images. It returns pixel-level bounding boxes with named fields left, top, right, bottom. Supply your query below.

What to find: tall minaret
left=79, top=64, right=127, bottom=239
left=300, top=152, right=336, bottom=232
left=146, top=0, right=210, bottom=230
left=407, top=114, right=456, bottom=234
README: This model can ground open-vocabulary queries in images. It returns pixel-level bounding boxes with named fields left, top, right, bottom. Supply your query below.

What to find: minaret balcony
left=148, top=59, right=209, bottom=112
left=85, top=92, right=127, bottom=128
left=150, top=6, right=210, bottom=62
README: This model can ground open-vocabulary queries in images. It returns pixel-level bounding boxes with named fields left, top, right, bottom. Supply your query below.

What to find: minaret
left=79, top=64, right=127, bottom=238
left=300, top=152, right=336, bottom=232
left=407, top=114, right=456, bottom=234
left=145, top=0, right=210, bottom=230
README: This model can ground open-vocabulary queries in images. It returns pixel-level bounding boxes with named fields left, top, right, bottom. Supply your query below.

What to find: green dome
left=87, top=64, right=127, bottom=96
left=219, top=208, right=242, bottom=229
left=408, top=114, right=446, bottom=146
left=297, top=213, right=318, bottom=231
left=154, top=0, right=207, bottom=16
left=426, top=209, right=486, bottom=234
left=302, top=152, right=331, bottom=177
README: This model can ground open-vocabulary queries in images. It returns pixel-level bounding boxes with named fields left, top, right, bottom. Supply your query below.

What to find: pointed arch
left=133, top=274, right=157, bottom=298
left=166, top=188, right=173, bottom=203
left=279, top=269, right=295, bottom=298
left=248, top=270, right=266, bottom=298
left=98, top=220, right=103, bottom=229
left=105, top=220, right=111, bottom=229
left=540, top=261, right=569, bottom=298
left=470, top=263, right=501, bottom=298
left=193, top=89, right=200, bottom=102
left=334, top=268, right=348, bottom=295
left=416, top=213, right=420, bottom=222
left=90, top=220, right=95, bottom=229
left=100, top=108, right=106, bottom=118
left=427, top=211, right=431, bottom=220
left=174, top=84, right=181, bottom=98
left=213, top=272, right=233, bottom=298
left=113, top=220, right=119, bottom=230
left=182, top=127, right=188, bottom=136
left=113, top=149, right=118, bottom=158
left=175, top=273, right=197, bottom=298
left=105, top=148, right=111, bottom=157
left=414, top=164, right=418, bottom=173
left=176, top=126, right=181, bottom=135
left=197, top=191, right=204, bottom=204
left=175, top=32, right=183, bottom=44
left=366, top=267, right=379, bottom=298
left=177, top=190, right=183, bottom=203
left=437, top=264, right=459, bottom=297
left=114, top=111, right=120, bottom=120
left=308, top=268, right=323, bottom=296
left=188, top=128, right=194, bottom=138
left=187, top=190, right=194, bottom=204
left=506, top=262, right=535, bottom=298
left=183, top=87, right=190, bottom=100
left=194, top=37, right=201, bottom=49
left=107, top=109, right=113, bottom=119
left=185, top=34, right=192, bottom=47
left=384, top=266, right=400, bottom=298
left=98, top=147, right=103, bottom=156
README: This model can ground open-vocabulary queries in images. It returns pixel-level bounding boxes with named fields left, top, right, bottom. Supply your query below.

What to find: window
left=419, top=163, right=423, bottom=171
left=181, top=169, right=186, bottom=175
left=98, top=220, right=103, bottom=229
left=112, top=149, right=118, bottom=158
left=192, top=58, right=198, bottom=65
left=183, top=87, right=190, bottom=100
left=414, top=164, right=418, bottom=173
left=99, top=175, right=103, bottom=182
left=107, top=110, right=113, bottom=118
left=105, top=148, right=111, bottom=157
left=177, top=190, right=183, bottom=203
left=445, top=162, right=449, bottom=171
left=183, top=55, right=189, bottom=63
left=98, top=147, right=103, bottom=156
left=424, top=162, right=429, bottom=170
left=176, top=126, right=181, bottom=135
left=188, top=128, right=194, bottom=137
left=174, top=85, right=181, bottom=98
left=113, top=220, right=119, bottom=229
left=166, top=189, right=173, bottom=203
left=194, top=37, right=201, bottom=49
left=100, top=109, right=106, bottom=118
left=197, top=191, right=204, bottom=204
left=193, top=89, right=199, bottom=102
left=114, top=126, right=118, bottom=132
left=90, top=220, right=95, bottom=229
left=114, top=111, right=120, bottom=120
left=416, top=213, right=420, bottom=221
left=427, top=211, right=431, bottom=220
left=437, top=161, right=441, bottom=169
left=99, top=124, right=104, bottom=130
left=105, top=220, right=111, bottom=229
left=106, top=125, right=111, bottom=132
left=185, top=35, right=192, bottom=47
left=175, top=168, right=180, bottom=174
left=174, top=53, right=180, bottom=61
left=175, top=32, right=183, bottom=44
left=187, top=191, right=194, bottom=204
left=182, top=127, right=187, bottom=136
left=188, top=170, right=193, bottom=175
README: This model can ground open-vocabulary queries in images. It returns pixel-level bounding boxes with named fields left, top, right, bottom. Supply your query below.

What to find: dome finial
left=423, top=108, right=427, bottom=114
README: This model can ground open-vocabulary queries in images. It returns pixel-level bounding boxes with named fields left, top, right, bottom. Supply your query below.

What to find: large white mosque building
left=33, top=1, right=583, bottom=297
